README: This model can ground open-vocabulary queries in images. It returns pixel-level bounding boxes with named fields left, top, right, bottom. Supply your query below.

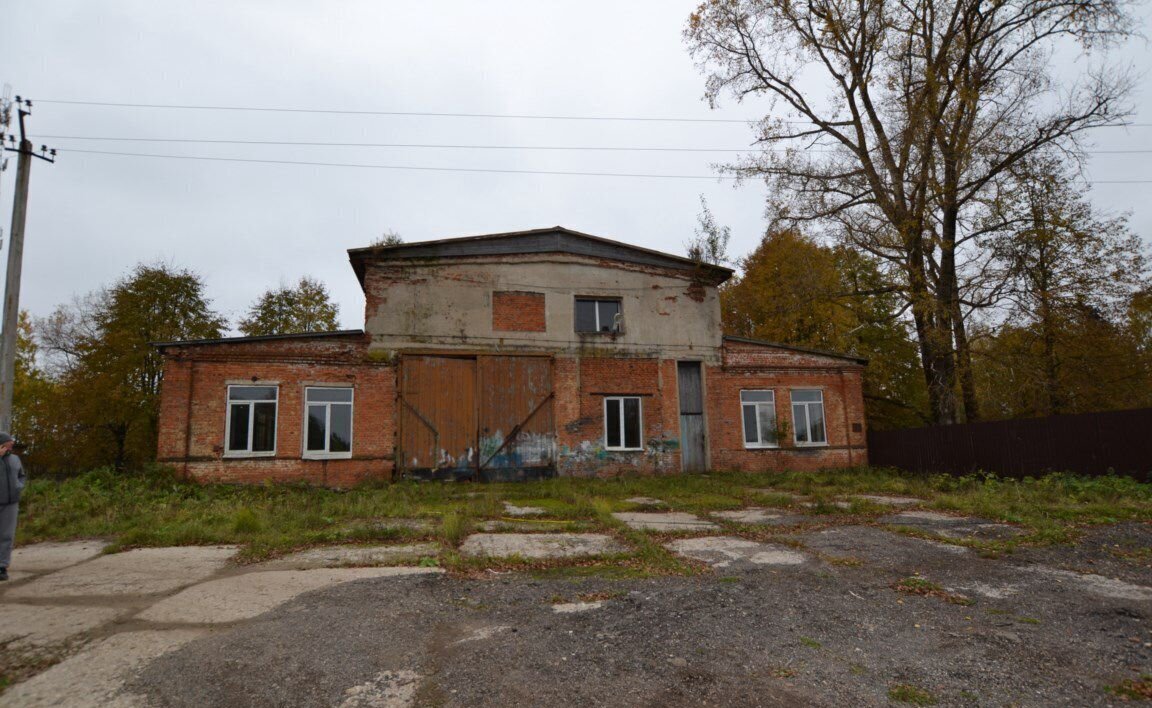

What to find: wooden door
left=398, top=355, right=478, bottom=480
left=398, top=354, right=556, bottom=481
left=477, top=356, right=555, bottom=481
left=677, top=361, right=706, bottom=473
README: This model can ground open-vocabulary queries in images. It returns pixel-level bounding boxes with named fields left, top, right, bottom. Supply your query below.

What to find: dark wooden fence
left=868, top=407, right=1152, bottom=481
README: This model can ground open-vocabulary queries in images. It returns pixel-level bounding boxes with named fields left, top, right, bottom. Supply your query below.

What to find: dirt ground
left=125, top=522, right=1152, bottom=707
left=3, top=511, right=1150, bottom=707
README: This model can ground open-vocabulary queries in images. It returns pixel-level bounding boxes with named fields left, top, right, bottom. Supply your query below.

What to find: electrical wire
left=59, top=148, right=739, bottom=180
left=34, top=99, right=1152, bottom=128
left=32, top=134, right=1152, bottom=155
left=57, top=147, right=1152, bottom=183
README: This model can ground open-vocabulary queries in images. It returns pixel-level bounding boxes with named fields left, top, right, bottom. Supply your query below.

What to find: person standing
left=0, top=432, right=25, bottom=581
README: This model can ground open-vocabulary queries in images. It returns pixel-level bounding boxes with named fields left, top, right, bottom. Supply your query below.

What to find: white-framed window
left=304, top=387, right=354, bottom=458
left=575, top=298, right=622, bottom=333
left=791, top=389, right=827, bottom=445
left=225, top=385, right=278, bottom=456
left=604, top=396, right=643, bottom=450
left=741, top=390, right=778, bottom=448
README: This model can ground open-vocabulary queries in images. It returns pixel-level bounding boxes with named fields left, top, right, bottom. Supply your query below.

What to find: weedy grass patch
left=18, top=465, right=1152, bottom=572
left=888, top=683, right=938, bottom=705
left=892, top=575, right=973, bottom=606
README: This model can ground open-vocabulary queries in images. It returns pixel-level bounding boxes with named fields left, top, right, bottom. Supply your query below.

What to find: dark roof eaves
left=723, top=335, right=869, bottom=365
left=153, top=329, right=365, bottom=349
left=347, top=226, right=733, bottom=281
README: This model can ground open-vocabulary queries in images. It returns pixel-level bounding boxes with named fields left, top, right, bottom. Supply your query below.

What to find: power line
left=58, top=147, right=1152, bottom=183
left=34, top=99, right=1152, bottom=127
left=33, top=134, right=1152, bottom=155
left=36, top=99, right=760, bottom=124
left=59, top=148, right=738, bottom=180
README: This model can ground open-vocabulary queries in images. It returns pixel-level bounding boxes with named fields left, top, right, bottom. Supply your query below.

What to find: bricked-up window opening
left=305, top=387, right=353, bottom=458
left=792, top=389, right=827, bottom=445
left=740, top=390, right=778, bottom=448
left=226, top=385, right=277, bottom=456
left=604, top=396, right=642, bottom=450
left=575, top=298, right=622, bottom=333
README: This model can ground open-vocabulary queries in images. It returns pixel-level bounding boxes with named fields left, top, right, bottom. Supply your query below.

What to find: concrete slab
left=612, top=512, right=718, bottom=531
left=139, top=567, right=444, bottom=624
left=0, top=604, right=124, bottom=648
left=800, top=500, right=852, bottom=510
left=503, top=502, right=547, bottom=516
left=258, top=543, right=439, bottom=570
left=624, top=496, right=666, bottom=506
left=6, top=546, right=237, bottom=599
left=9, top=540, right=110, bottom=573
left=477, top=519, right=584, bottom=532
left=339, top=669, right=421, bottom=708
left=459, top=533, right=627, bottom=559
left=665, top=536, right=807, bottom=568
left=552, top=601, right=604, bottom=614
left=936, top=523, right=1024, bottom=541
left=1, top=629, right=209, bottom=708
left=1025, top=566, right=1152, bottom=601
left=885, top=510, right=973, bottom=524
left=852, top=495, right=924, bottom=506
left=712, top=508, right=805, bottom=525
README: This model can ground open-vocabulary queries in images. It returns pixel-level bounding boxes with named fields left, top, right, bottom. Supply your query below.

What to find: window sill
left=793, top=442, right=829, bottom=448
left=303, top=453, right=353, bottom=460
left=604, top=447, right=644, bottom=452
left=223, top=451, right=276, bottom=459
left=744, top=444, right=780, bottom=450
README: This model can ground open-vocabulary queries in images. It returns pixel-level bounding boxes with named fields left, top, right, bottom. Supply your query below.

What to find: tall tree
left=975, top=158, right=1148, bottom=416
left=723, top=229, right=928, bottom=429
left=39, top=264, right=226, bottom=470
left=685, top=0, right=1135, bottom=424
left=238, top=276, right=340, bottom=337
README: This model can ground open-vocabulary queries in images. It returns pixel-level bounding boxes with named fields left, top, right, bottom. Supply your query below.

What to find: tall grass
left=17, top=465, right=1151, bottom=559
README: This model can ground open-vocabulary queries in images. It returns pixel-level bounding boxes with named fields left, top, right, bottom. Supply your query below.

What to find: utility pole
left=0, top=97, right=55, bottom=433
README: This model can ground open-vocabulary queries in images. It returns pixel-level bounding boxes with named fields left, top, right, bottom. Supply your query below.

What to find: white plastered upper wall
left=362, top=252, right=724, bottom=361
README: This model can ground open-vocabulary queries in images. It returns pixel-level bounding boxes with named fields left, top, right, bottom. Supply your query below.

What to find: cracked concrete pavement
left=1, top=507, right=1150, bottom=707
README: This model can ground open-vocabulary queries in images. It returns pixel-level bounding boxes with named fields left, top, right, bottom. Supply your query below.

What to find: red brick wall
left=157, top=334, right=396, bottom=487
left=707, top=340, right=868, bottom=473
left=158, top=336, right=868, bottom=485
left=492, top=291, right=546, bottom=332
left=554, top=356, right=682, bottom=477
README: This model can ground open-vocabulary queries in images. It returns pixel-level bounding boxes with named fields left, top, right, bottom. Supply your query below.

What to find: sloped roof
left=347, top=226, right=733, bottom=289
left=723, top=335, right=868, bottom=365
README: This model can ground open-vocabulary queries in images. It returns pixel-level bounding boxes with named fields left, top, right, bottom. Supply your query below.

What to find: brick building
left=156, top=227, right=867, bottom=485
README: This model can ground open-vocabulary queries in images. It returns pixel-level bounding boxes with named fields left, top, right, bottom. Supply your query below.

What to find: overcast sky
left=2, top=1, right=1150, bottom=333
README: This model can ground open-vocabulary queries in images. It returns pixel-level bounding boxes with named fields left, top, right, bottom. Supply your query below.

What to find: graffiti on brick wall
left=480, top=430, right=555, bottom=469
left=558, top=437, right=680, bottom=470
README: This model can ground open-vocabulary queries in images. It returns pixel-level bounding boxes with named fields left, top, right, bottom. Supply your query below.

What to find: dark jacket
left=1, top=452, right=25, bottom=505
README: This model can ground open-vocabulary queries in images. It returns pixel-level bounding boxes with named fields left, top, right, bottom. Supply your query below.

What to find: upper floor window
left=792, top=389, right=827, bottom=445
left=575, top=298, right=622, bottom=333
left=226, top=385, right=278, bottom=456
left=741, top=390, right=778, bottom=448
left=305, top=387, right=354, bottom=458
